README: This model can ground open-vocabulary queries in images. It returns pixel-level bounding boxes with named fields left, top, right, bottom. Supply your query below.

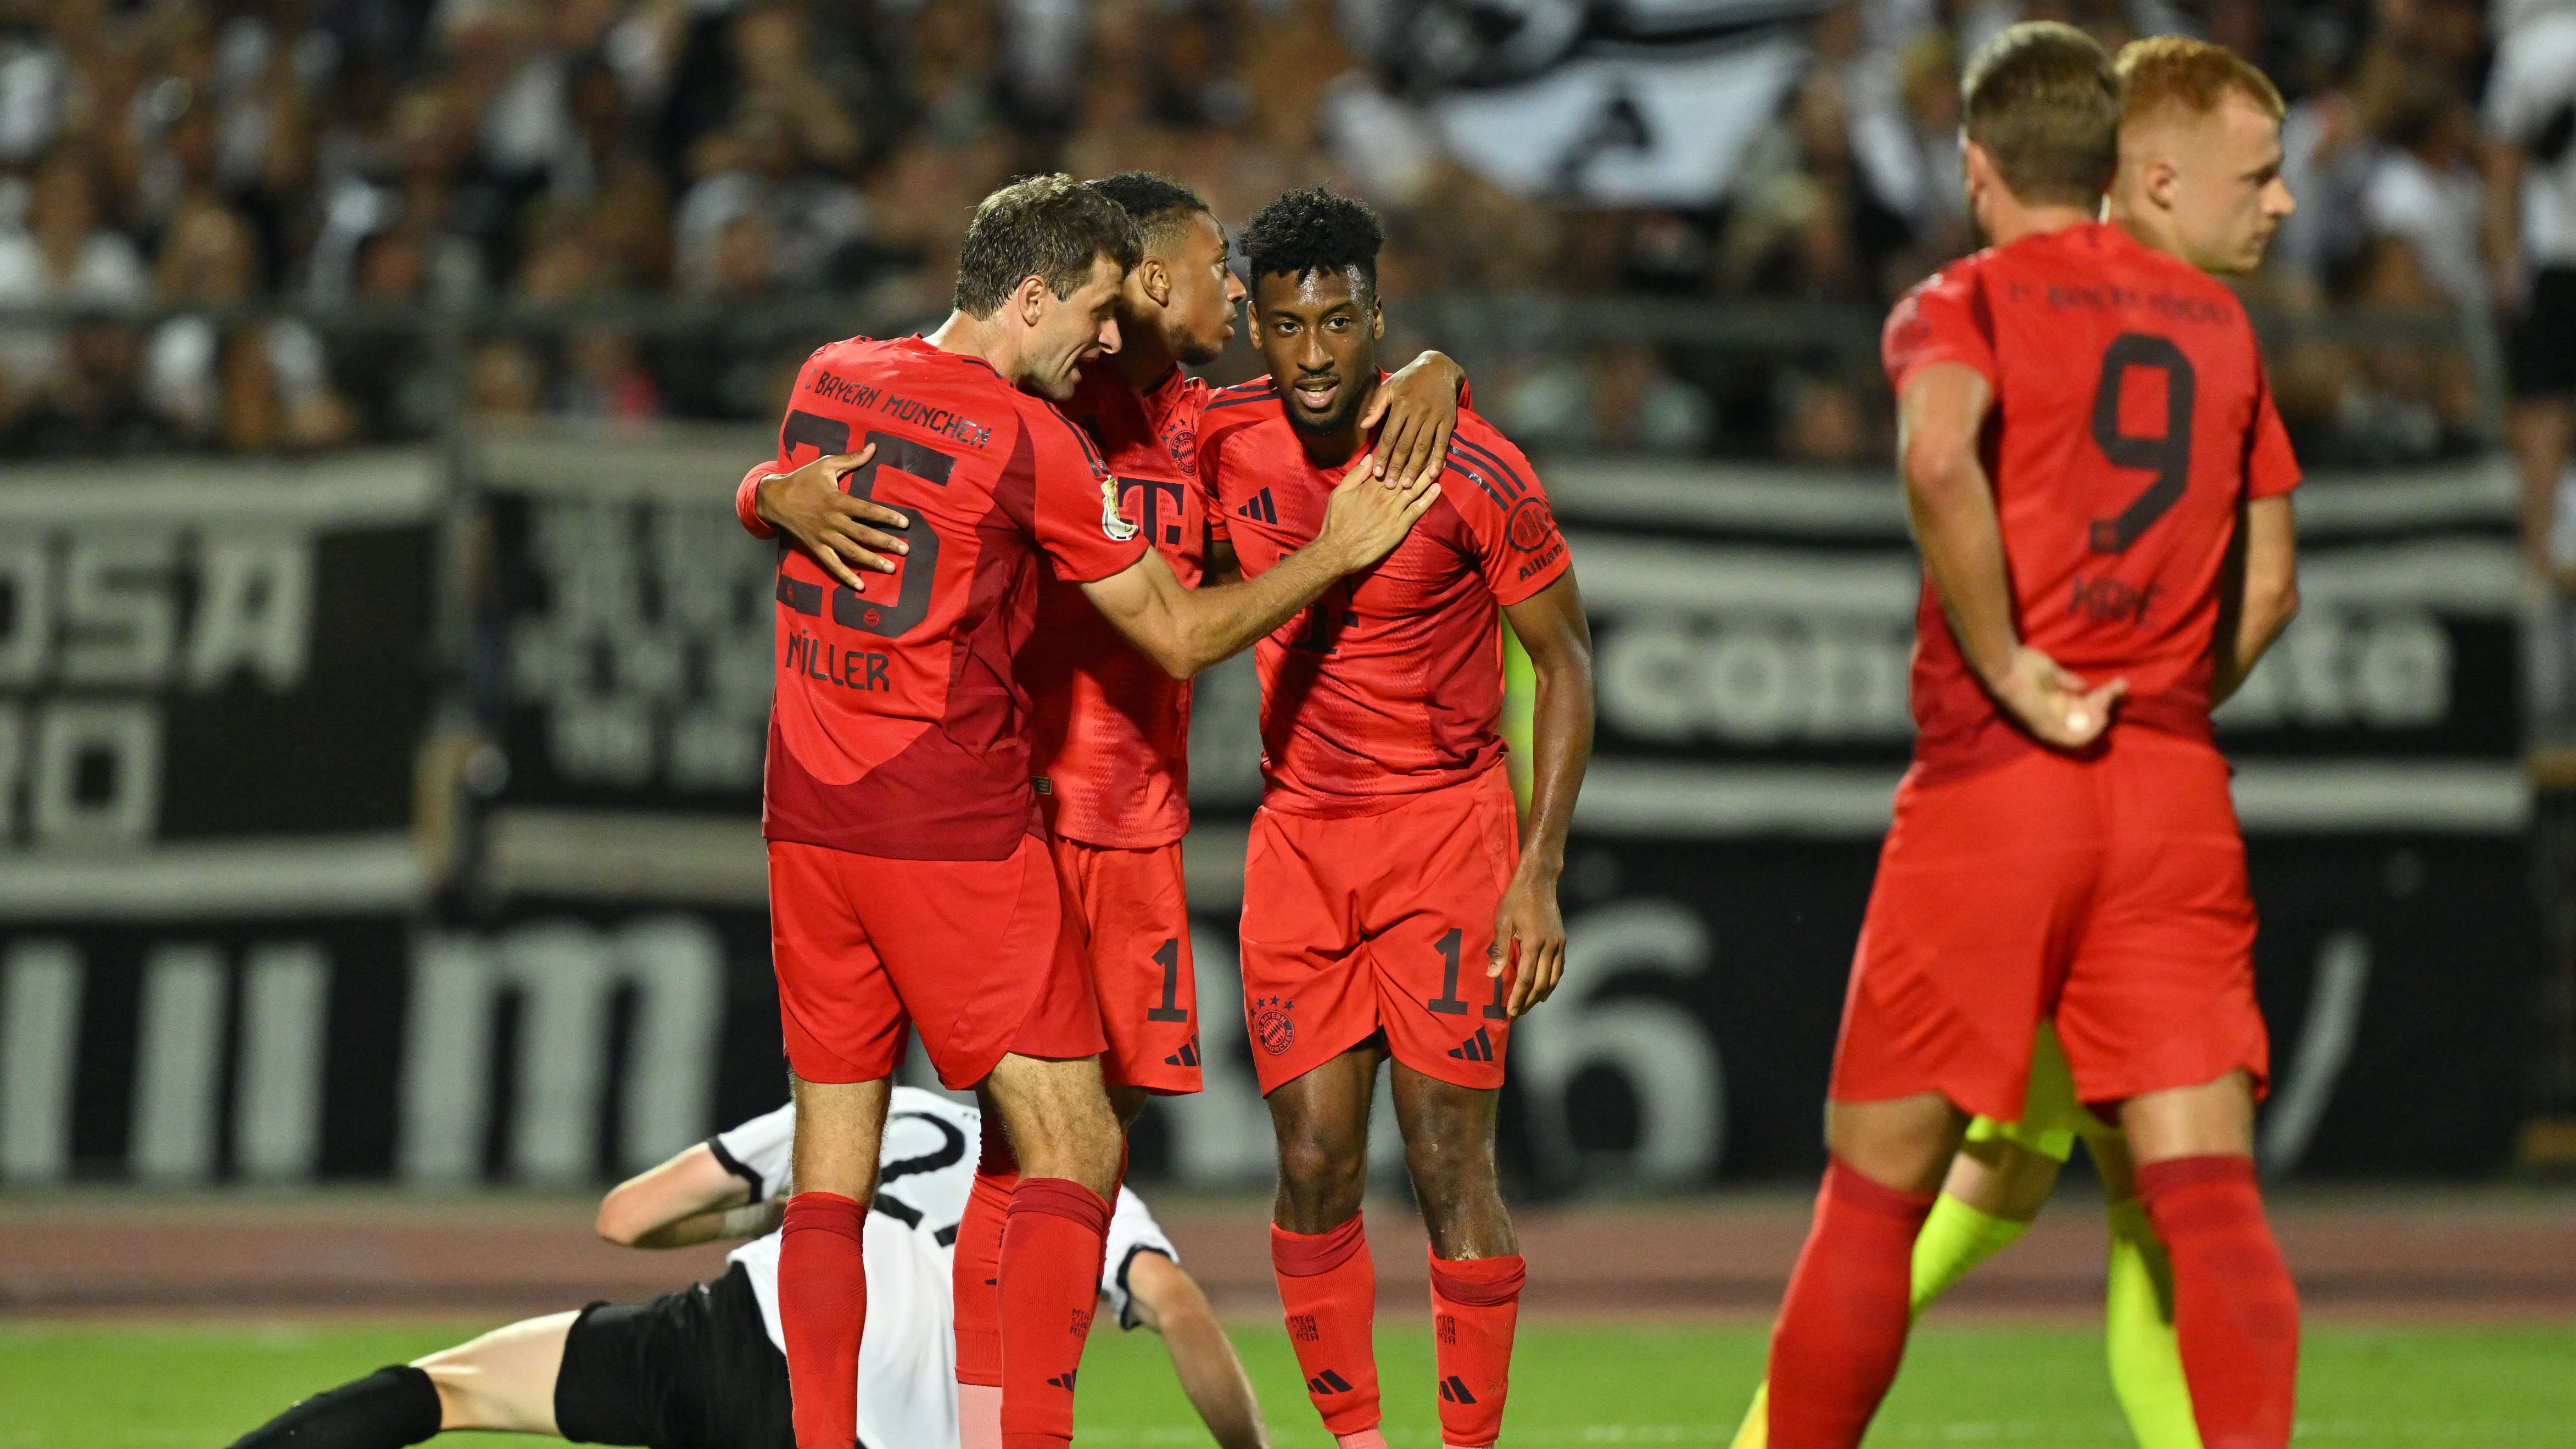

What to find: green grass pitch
left=6, top=1321, right=2570, bottom=1446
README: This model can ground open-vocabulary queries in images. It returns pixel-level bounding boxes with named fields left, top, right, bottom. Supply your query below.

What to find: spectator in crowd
left=144, top=198, right=351, bottom=451
left=0, top=150, right=147, bottom=429
left=0, top=0, right=2530, bottom=464
left=2485, top=0, right=2576, bottom=586
left=1495, top=342, right=1717, bottom=456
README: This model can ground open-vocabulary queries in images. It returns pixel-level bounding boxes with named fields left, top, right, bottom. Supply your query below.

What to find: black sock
left=226, top=1364, right=443, bottom=1448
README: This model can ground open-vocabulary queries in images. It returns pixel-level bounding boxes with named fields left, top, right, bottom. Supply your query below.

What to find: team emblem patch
left=1100, top=473, right=1140, bottom=542
left=1504, top=496, right=1556, bottom=553
left=1251, top=995, right=1296, bottom=1056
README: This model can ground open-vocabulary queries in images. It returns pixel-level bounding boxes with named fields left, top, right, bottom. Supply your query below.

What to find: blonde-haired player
left=1735, top=33, right=2296, bottom=1449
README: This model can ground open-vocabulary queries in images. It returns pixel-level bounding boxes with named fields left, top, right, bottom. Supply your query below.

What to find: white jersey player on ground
left=221, top=1088, right=1268, bottom=1449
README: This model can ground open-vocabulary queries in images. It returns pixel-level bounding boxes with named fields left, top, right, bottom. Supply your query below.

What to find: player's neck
left=925, top=309, right=1027, bottom=387
left=1981, top=198, right=2098, bottom=249
left=2105, top=198, right=2181, bottom=262
left=1107, top=324, right=1180, bottom=390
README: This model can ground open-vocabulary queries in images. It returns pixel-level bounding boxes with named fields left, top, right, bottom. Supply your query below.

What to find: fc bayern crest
left=1250, top=995, right=1296, bottom=1056
left=1100, top=473, right=1140, bottom=542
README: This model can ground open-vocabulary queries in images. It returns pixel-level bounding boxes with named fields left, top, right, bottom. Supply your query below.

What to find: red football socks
left=998, top=1177, right=1110, bottom=1449
left=2136, top=1154, right=2300, bottom=1449
left=1765, top=1157, right=1937, bottom=1449
left=1428, top=1249, right=1526, bottom=1448
left=779, top=1191, right=867, bottom=1449
left=953, top=1153, right=1016, bottom=1449
left=1272, top=1213, right=1384, bottom=1437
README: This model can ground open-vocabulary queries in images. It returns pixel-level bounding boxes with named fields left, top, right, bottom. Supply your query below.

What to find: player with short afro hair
left=1240, top=186, right=1384, bottom=303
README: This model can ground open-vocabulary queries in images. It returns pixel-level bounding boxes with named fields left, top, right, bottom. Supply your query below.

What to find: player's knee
left=1273, top=1131, right=1366, bottom=1219
left=410, top=1359, right=487, bottom=1433
left=1007, top=1088, right=1121, bottom=1193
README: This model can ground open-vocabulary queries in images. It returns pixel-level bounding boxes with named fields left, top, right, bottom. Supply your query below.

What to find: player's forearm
left=2210, top=579, right=2299, bottom=707
left=1156, top=544, right=1344, bottom=678
left=1905, top=457, right=2021, bottom=688
left=1158, top=1310, right=1270, bottom=1449
left=1520, top=654, right=1595, bottom=877
left=625, top=1199, right=781, bottom=1249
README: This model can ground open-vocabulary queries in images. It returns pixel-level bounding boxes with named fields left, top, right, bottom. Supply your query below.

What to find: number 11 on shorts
left=1426, top=927, right=1509, bottom=1020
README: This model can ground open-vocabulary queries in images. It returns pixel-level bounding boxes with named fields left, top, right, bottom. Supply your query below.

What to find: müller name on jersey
left=806, top=366, right=994, bottom=451
left=784, top=629, right=891, bottom=692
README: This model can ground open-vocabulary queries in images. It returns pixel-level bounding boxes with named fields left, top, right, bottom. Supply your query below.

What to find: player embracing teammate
left=1198, top=188, right=1595, bottom=1449
left=1761, top=23, right=2304, bottom=1449
left=739, top=174, right=1444, bottom=1449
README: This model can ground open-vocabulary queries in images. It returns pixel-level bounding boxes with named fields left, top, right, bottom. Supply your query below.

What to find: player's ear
left=1014, top=273, right=1050, bottom=328
left=1139, top=254, right=1172, bottom=309
left=2146, top=156, right=2181, bottom=212
left=1370, top=295, right=1384, bottom=340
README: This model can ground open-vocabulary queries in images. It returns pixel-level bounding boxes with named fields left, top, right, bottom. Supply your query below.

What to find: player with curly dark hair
left=1195, top=185, right=1596, bottom=1449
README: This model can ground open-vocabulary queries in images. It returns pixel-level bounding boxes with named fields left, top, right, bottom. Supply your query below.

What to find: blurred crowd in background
left=0, top=0, right=2555, bottom=466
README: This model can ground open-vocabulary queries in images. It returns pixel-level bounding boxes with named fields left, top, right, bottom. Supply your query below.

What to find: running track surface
left=4, top=1188, right=2569, bottom=1322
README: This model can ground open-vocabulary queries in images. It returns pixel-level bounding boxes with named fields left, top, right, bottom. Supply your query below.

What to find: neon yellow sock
left=1728, top=1380, right=1769, bottom=1449
left=1909, top=1192, right=2031, bottom=1316
left=2104, top=1196, right=2203, bottom=1449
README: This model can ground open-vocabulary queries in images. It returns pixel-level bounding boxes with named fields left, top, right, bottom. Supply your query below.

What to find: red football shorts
left=1049, top=835, right=1200, bottom=1095
left=1239, top=767, right=1521, bottom=1095
left=1830, top=728, right=2267, bottom=1121
left=768, top=833, right=1105, bottom=1088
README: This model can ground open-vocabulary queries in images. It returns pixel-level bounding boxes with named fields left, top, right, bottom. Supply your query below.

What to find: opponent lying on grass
left=222, top=1088, right=1267, bottom=1449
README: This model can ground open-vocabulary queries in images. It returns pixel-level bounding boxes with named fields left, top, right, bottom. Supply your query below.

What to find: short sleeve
left=1026, top=405, right=1151, bottom=584
left=1450, top=424, right=1569, bottom=606
left=736, top=460, right=776, bottom=539
left=709, top=1103, right=797, bottom=1201
left=2245, top=365, right=2301, bottom=500
left=1881, top=266, right=1998, bottom=393
left=1099, top=1186, right=1181, bottom=1330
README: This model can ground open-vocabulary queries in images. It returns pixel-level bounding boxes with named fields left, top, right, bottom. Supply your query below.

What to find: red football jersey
left=1882, top=221, right=2301, bottom=781
left=753, top=335, right=1148, bottom=860
left=1197, top=379, right=1570, bottom=815
left=1022, top=362, right=1211, bottom=849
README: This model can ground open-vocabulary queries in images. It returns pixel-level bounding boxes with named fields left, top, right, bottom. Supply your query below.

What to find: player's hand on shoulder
left=1362, top=352, right=1465, bottom=494
left=755, top=444, right=911, bottom=591
left=1317, top=450, right=1440, bottom=573
left=1992, top=645, right=2125, bottom=750
left=1491, top=865, right=1566, bottom=1019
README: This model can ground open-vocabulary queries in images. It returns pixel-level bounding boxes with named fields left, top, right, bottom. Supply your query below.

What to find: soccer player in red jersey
left=744, top=170, right=1472, bottom=1449
left=1761, top=26, right=2304, bottom=1449
left=1736, top=36, right=2303, bottom=1449
left=1195, top=187, right=1595, bottom=1449
left=740, top=174, right=1440, bottom=1449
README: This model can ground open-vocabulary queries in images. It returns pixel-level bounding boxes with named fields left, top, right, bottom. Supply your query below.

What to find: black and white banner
left=0, top=444, right=2531, bottom=1184
left=0, top=452, right=439, bottom=921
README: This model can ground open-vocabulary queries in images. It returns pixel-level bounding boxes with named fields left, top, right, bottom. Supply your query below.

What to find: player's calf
left=1394, top=1067, right=1524, bottom=1449
left=984, top=1052, right=1125, bottom=1449
left=1266, top=1049, right=1387, bottom=1448
left=2122, top=1073, right=2297, bottom=1449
